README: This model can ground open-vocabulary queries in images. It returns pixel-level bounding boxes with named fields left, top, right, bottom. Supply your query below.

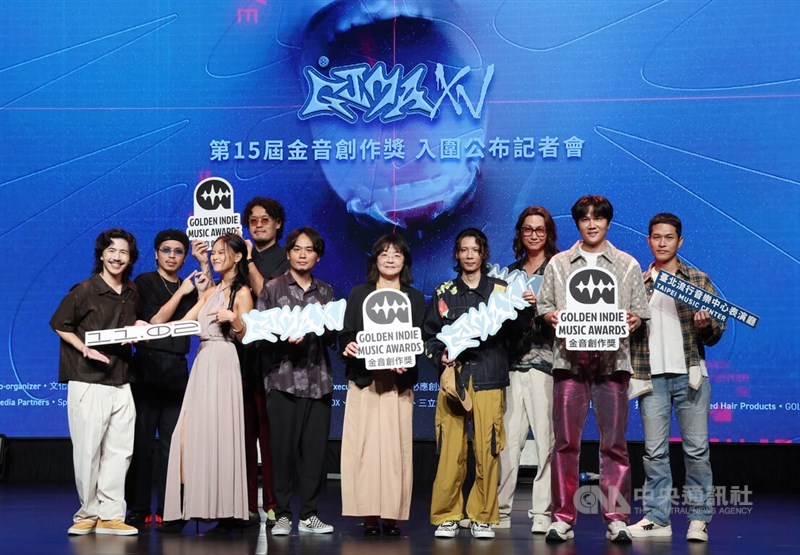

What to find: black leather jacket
left=423, top=273, right=510, bottom=392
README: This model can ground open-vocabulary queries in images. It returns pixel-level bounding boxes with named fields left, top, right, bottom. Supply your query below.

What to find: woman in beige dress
left=339, top=235, right=426, bottom=536
left=162, top=234, right=252, bottom=533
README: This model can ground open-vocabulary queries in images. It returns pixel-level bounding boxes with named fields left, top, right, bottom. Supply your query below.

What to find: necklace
left=158, top=271, right=179, bottom=295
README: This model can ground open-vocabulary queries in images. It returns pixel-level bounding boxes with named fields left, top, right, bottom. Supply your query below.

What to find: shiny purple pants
left=551, top=367, right=631, bottom=524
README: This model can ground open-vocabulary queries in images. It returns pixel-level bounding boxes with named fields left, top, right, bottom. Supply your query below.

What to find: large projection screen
left=1, top=1, right=797, bottom=442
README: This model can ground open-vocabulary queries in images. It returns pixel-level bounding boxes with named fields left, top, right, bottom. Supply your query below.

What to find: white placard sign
left=185, top=177, right=242, bottom=245
left=356, top=289, right=423, bottom=370
left=84, top=321, right=202, bottom=347
left=555, top=267, right=628, bottom=351
left=487, top=263, right=543, bottom=296
left=436, top=264, right=534, bottom=359
left=241, top=299, right=347, bottom=344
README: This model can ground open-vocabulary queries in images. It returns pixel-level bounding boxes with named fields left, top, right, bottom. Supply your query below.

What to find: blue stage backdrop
left=1, top=1, right=797, bottom=441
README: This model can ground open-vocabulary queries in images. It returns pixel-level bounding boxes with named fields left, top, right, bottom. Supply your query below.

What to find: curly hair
left=92, top=228, right=139, bottom=282
left=243, top=196, right=286, bottom=240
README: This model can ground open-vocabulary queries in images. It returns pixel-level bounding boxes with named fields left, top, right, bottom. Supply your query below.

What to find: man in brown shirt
left=50, top=228, right=141, bottom=537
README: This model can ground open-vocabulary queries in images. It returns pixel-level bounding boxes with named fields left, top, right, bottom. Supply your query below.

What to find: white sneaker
left=606, top=520, right=632, bottom=543
left=494, top=515, right=511, bottom=529
left=434, top=521, right=459, bottom=538
left=546, top=521, right=574, bottom=542
left=457, top=517, right=471, bottom=529
left=531, top=515, right=552, bottom=534
left=298, top=515, right=333, bottom=534
left=629, top=517, right=672, bottom=538
left=271, top=516, right=292, bottom=536
left=686, top=520, right=709, bottom=542
left=471, top=522, right=495, bottom=539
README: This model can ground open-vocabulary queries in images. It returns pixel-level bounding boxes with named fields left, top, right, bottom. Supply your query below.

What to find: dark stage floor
left=1, top=481, right=797, bottom=555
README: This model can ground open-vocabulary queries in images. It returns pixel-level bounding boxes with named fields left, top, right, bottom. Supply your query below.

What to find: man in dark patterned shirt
left=629, top=213, right=725, bottom=543
left=256, top=227, right=336, bottom=536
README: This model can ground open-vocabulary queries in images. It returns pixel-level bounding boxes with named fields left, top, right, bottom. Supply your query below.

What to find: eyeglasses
left=158, top=247, right=186, bottom=256
left=249, top=216, right=273, bottom=227
left=521, top=226, right=547, bottom=238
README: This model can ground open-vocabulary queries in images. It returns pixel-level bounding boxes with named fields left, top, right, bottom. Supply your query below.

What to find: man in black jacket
left=424, top=228, right=509, bottom=540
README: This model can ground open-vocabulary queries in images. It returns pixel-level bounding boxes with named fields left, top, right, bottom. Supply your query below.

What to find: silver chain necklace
left=158, top=271, right=179, bottom=295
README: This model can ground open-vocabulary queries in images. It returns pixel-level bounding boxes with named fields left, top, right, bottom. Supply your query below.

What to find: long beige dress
left=341, top=369, right=414, bottom=520
left=163, top=286, right=247, bottom=520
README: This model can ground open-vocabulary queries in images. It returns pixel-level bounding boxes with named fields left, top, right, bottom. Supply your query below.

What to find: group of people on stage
left=51, top=193, right=724, bottom=544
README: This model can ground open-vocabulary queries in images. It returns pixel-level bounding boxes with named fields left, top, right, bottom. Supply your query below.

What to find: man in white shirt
left=629, top=213, right=726, bottom=542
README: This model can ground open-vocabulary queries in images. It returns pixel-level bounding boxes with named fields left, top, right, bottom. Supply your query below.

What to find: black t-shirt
left=252, top=242, right=290, bottom=287
left=134, top=271, right=198, bottom=354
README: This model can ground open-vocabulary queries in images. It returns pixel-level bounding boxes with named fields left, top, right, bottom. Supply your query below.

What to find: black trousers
left=243, top=372, right=275, bottom=512
left=125, top=350, right=187, bottom=515
left=266, top=390, right=331, bottom=520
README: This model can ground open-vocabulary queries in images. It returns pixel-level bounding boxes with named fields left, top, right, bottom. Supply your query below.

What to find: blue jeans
left=640, top=374, right=712, bottom=525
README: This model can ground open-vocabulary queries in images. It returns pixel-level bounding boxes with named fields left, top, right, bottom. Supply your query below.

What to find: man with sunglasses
left=244, top=197, right=290, bottom=295
left=126, top=229, right=209, bottom=528
left=239, top=197, right=290, bottom=527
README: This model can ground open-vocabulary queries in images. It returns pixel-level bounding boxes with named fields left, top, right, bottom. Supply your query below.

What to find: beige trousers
left=497, top=369, right=554, bottom=520
left=67, top=381, right=135, bottom=522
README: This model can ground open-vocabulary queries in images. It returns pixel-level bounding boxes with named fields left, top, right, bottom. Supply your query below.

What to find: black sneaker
left=206, top=518, right=244, bottom=536
left=125, top=511, right=149, bottom=526
left=244, top=511, right=261, bottom=528
left=383, top=525, right=401, bottom=536
left=157, top=519, right=187, bottom=534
